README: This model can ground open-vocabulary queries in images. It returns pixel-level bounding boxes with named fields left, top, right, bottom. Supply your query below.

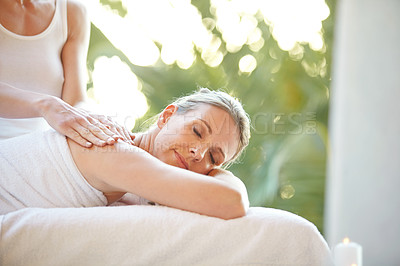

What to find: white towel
left=0, top=206, right=332, bottom=266
left=0, top=130, right=107, bottom=214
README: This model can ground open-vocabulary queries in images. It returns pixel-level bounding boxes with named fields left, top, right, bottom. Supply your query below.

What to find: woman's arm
left=0, top=81, right=119, bottom=147
left=208, top=168, right=249, bottom=212
left=61, top=0, right=133, bottom=142
left=68, top=140, right=249, bottom=220
left=0, top=1, right=131, bottom=146
left=0, top=81, right=51, bottom=118
left=60, top=0, right=89, bottom=107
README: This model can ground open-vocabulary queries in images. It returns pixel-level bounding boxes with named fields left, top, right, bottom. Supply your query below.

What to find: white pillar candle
left=334, top=238, right=362, bottom=266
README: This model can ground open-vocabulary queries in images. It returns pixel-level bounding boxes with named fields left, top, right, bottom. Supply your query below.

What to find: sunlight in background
left=259, top=0, right=330, bottom=51
left=88, top=56, right=148, bottom=130
left=85, top=0, right=329, bottom=127
left=85, top=1, right=159, bottom=67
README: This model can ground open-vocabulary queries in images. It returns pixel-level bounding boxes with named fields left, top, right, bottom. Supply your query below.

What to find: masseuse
left=0, top=0, right=132, bottom=146
left=0, top=89, right=251, bottom=219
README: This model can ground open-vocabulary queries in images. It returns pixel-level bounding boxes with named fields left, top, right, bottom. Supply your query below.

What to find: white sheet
left=0, top=206, right=332, bottom=266
left=0, top=130, right=107, bottom=214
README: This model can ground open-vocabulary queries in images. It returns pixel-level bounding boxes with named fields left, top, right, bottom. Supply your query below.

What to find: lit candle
left=334, top=237, right=362, bottom=266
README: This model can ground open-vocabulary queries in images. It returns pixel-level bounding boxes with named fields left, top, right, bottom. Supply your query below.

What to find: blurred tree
left=87, top=0, right=336, bottom=233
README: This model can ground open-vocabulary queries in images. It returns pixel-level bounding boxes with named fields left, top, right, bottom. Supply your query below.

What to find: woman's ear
left=157, top=104, right=179, bottom=128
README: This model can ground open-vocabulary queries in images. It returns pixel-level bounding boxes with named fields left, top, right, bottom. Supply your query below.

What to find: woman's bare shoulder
left=67, top=138, right=154, bottom=169
left=66, top=138, right=160, bottom=192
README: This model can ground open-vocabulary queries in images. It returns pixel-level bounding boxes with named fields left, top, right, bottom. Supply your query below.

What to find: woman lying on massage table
left=0, top=88, right=251, bottom=219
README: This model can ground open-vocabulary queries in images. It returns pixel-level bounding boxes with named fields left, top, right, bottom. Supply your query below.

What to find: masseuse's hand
left=41, top=97, right=134, bottom=147
left=88, top=113, right=135, bottom=145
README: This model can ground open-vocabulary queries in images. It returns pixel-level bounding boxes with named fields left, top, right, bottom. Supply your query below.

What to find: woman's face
left=152, top=103, right=240, bottom=175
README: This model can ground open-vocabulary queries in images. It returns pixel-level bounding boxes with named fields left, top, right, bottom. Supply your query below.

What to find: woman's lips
left=174, top=151, right=189, bottom=170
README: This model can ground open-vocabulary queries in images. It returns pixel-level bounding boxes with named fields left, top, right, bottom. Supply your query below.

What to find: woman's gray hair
left=171, top=88, right=251, bottom=166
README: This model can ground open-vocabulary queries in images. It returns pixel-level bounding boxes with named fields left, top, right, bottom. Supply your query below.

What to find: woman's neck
left=133, top=127, right=160, bottom=155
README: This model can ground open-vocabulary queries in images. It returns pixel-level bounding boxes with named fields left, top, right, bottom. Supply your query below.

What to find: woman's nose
left=189, top=146, right=206, bottom=161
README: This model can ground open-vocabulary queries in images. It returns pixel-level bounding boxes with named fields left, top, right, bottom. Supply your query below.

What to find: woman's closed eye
left=209, top=152, right=216, bottom=165
left=193, top=127, right=202, bottom=138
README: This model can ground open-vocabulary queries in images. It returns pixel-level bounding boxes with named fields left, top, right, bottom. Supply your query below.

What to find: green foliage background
left=87, top=0, right=336, bottom=234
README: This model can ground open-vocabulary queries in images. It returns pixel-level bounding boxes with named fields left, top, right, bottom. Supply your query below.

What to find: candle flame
left=343, top=237, right=350, bottom=244
left=351, top=264, right=357, bottom=266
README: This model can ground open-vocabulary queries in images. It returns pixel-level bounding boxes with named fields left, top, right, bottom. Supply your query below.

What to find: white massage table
left=0, top=205, right=332, bottom=265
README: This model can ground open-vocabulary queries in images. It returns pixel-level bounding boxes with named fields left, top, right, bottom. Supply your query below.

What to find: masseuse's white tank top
left=0, top=0, right=68, bottom=140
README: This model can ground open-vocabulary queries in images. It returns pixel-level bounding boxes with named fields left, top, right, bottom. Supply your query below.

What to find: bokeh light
left=280, top=184, right=295, bottom=200
left=259, top=0, right=330, bottom=51
left=88, top=56, right=148, bottom=131
left=87, top=0, right=329, bottom=68
left=85, top=0, right=160, bottom=67
left=239, top=54, right=257, bottom=74
left=85, top=0, right=329, bottom=126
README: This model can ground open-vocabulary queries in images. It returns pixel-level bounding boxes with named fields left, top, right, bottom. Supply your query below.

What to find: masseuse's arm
left=69, top=141, right=249, bottom=220
left=0, top=1, right=131, bottom=147
left=0, top=82, right=116, bottom=147
left=60, top=0, right=132, bottom=143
